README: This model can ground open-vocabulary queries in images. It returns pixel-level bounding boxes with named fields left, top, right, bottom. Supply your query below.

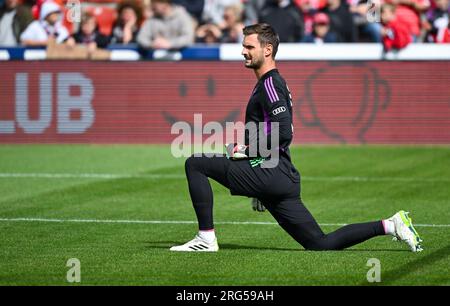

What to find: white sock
left=382, top=219, right=395, bottom=235
left=198, top=230, right=216, bottom=243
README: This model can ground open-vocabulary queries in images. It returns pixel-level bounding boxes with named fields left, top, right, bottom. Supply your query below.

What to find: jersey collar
left=259, top=68, right=278, bottom=82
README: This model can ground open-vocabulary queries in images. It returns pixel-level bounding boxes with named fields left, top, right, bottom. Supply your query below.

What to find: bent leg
left=263, top=198, right=385, bottom=250
left=185, top=154, right=232, bottom=230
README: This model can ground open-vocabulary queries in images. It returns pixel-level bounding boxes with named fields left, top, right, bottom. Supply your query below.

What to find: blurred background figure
left=384, top=0, right=430, bottom=42
left=66, top=11, right=110, bottom=50
left=111, top=0, right=143, bottom=44
left=349, top=0, right=382, bottom=42
left=195, top=3, right=244, bottom=43
left=172, top=0, right=205, bottom=24
left=219, top=3, right=244, bottom=42
left=243, top=0, right=266, bottom=25
left=137, top=0, right=194, bottom=50
left=141, top=0, right=153, bottom=20
left=380, top=2, right=412, bottom=51
left=302, top=12, right=337, bottom=42
left=322, top=0, right=357, bottom=42
left=20, top=0, right=69, bottom=46
left=424, top=0, right=450, bottom=43
left=259, top=0, right=304, bottom=42
left=0, top=0, right=33, bottom=46
left=201, top=0, right=241, bottom=25
left=294, top=0, right=327, bottom=38
left=195, top=22, right=222, bottom=43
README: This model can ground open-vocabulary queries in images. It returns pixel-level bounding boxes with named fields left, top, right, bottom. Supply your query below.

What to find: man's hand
left=225, top=143, right=248, bottom=160
left=251, top=198, right=266, bottom=212
left=152, top=36, right=172, bottom=49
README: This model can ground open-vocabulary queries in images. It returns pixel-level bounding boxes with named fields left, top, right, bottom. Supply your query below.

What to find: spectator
left=142, top=0, right=153, bottom=20
left=302, top=12, right=338, bottom=42
left=380, top=3, right=412, bottom=50
left=220, top=4, right=245, bottom=42
left=111, top=0, right=143, bottom=44
left=294, top=0, right=328, bottom=37
left=259, top=0, right=304, bottom=42
left=0, top=0, right=33, bottom=46
left=173, top=0, right=205, bottom=24
left=196, top=3, right=244, bottom=44
left=385, top=0, right=430, bottom=41
left=243, top=0, right=267, bottom=25
left=202, top=0, right=241, bottom=25
left=424, top=0, right=450, bottom=43
left=195, top=23, right=222, bottom=43
left=20, top=1, right=69, bottom=47
left=322, top=0, right=357, bottom=42
left=66, top=11, right=110, bottom=50
left=349, top=0, right=383, bottom=42
left=137, top=0, right=194, bottom=50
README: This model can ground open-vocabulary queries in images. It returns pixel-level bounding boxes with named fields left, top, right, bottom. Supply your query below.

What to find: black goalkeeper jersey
left=244, top=68, right=294, bottom=161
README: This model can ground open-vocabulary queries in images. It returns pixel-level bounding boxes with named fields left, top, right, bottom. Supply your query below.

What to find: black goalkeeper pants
left=185, top=154, right=385, bottom=251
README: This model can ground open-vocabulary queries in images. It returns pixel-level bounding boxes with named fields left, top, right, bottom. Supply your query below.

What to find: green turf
left=0, top=144, right=449, bottom=285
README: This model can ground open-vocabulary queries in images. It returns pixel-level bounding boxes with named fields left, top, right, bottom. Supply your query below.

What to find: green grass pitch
left=0, top=144, right=449, bottom=285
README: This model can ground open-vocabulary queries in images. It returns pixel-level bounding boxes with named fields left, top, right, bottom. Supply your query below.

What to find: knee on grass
left=302, top=237, right=344, bottom=251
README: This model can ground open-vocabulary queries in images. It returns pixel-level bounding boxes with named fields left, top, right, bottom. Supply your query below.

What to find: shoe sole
left=170, top=248, right=218, bottom=252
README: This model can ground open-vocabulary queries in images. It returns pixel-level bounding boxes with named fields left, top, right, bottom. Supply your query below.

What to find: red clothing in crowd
left=386, top=0, right=430, bottom=37
left=434, top=27, right=450, bottom=43
left=294, top=0, right=328, bottom=36
left=383, top=18, right=412, bottom=50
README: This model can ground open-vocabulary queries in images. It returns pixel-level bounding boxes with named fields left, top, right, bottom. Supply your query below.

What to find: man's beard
left=244, top=56, right=263, bottom=69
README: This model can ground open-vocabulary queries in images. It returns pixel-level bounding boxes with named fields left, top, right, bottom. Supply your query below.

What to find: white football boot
left=170, top=235, right=219, bottom=252
left=389, top=210, right=423, bottom=252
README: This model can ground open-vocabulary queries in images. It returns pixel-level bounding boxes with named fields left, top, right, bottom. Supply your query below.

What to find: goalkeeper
left=170, top=23, right=422, bottom=253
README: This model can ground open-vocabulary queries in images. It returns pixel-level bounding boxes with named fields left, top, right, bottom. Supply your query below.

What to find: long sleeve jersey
left=244, top=68, right=294, bottom=161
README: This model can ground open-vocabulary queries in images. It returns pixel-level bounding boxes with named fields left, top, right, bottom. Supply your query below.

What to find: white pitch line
left=303, top=176, right=450, bottom=183
left=0, top=172, right=448, bottom=183
left=0, top=173, right=185, bottom=179
left=0, top=217, right=448, bottom=228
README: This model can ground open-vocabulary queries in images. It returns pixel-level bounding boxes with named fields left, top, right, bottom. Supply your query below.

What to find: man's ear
left=264, top=44, right=273, bottom=58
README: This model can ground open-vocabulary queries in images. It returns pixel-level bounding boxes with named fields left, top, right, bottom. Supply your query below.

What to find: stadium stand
left=0, top=0, right=449, bottom=59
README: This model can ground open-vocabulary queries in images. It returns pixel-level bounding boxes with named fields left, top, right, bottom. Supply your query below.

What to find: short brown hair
left=381, top=3, right=396, bottom=13
left=243, top=23, right=280, bottom=59
left=80, top=11, right=96, bottom=25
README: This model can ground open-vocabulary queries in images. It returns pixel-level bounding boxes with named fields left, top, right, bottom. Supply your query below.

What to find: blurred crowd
left=0, top=0, right=449, bottom=53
